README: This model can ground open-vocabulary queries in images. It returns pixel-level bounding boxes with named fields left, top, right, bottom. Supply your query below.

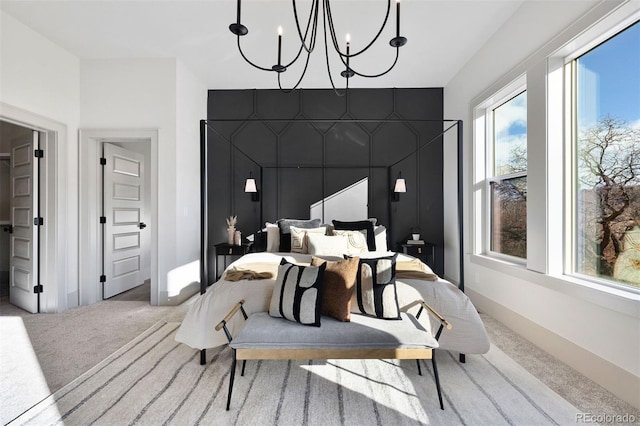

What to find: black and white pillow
left=269, top=258, right=326, bottom=326
left=349, top=253, right=400, bottom=319
left=277, top=218, right=322, bottom=252
left=333, top=220, right=376, bottom=251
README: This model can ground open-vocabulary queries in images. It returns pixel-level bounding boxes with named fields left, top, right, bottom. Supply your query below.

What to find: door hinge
left=100, top=216, right=106, bottom=224
left=34, top=149, right=44, bottom=158
left=100, top=275, right=106, bottom=283
left=100, top=157, right=106, bottom=166
left=34, top=217, right=44, bottom=226
left=34, top=285, right=43, bottom=293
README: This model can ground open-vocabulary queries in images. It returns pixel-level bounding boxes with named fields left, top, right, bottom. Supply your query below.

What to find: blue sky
left=577, top=21, right=640, bottom=126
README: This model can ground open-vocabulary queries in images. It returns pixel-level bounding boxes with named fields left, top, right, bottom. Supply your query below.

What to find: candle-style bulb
left=346, top=33, right=351, bottom=45
left=278, top=26, right=283, bottom=36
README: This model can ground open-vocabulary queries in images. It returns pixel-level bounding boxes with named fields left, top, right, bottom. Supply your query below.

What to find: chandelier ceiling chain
left=229, top=0, right=408, bottom=93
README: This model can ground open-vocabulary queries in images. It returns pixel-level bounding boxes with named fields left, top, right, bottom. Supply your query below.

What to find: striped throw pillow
left=269, top=258, right=326, bottom=326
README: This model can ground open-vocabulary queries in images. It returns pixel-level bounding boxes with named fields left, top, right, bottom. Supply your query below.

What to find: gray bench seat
left=215, top=300, right=450, bottom=411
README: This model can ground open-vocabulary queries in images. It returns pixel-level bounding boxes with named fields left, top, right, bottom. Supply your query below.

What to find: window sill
left=469, top=254, right=640, bottom=318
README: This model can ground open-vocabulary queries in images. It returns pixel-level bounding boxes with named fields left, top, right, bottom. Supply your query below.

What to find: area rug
left=10, top=321, right=579, bottom=425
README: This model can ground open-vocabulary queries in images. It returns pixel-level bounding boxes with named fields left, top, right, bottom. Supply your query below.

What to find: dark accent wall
left=207, top=88, right=444, bottom=275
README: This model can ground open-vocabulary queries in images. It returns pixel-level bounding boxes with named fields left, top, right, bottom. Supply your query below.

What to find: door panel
left=103, top=143, right=145, bottom=299
left=9, top=133, right=38, bottom=313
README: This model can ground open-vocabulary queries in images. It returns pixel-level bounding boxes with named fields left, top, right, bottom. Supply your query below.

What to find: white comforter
left=175, top=252, right=490, bottom=355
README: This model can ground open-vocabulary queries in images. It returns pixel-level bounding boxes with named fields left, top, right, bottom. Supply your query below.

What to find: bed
left=175, top=251, right=490, bottom=355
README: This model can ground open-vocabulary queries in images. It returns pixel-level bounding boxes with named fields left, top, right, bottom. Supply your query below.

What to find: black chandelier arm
left=277, top=45, right=315, bottom=93
left=324, top=0, right=392, bottom=59
left=292, top=0, right=320, bottom=54
left=348, top=47, right=400, bottom=78
left=236, top=36, right=275, bottom=72
left=322, top=10, right=347, bottom=97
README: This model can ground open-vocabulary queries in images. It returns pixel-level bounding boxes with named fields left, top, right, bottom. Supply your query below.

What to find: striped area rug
left=11, top=321, right=579, bottom=425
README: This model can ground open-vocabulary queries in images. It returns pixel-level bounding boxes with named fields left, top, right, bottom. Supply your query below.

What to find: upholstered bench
left=215, top=299, right=451, bottom=411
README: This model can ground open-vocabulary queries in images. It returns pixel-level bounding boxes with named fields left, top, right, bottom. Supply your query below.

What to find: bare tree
left=577, top=115, right=640, bottom=277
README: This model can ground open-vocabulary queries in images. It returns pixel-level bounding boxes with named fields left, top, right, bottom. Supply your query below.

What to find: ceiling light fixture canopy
left=229, top=0, right=407, bottom=93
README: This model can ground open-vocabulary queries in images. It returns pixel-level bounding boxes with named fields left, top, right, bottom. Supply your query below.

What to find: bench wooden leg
left=431, top=352, right=444, bottom=410
left=241, top=360, right=247, bottom=376
left=416, top=359, right=422, bottom=376
left=200, top=349, right=207, bottom=365
left=226, top=349, right=237, bottom=411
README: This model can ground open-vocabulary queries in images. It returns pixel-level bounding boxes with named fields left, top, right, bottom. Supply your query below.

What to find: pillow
left=349, top=253, right=400, bottom=319
left=265, top=222, right=280, bottom=252
left=332, top=229, right=369, bottom=255
left=277, top=218, right=322, bottom=252
left=311, top=256, right=360, bottom=322
left=374, top=225, right=388, bottom=251
left=307, top=234, right=349, bottom=256
left=269, top=258, right=326, bottom=326
left=333, top=220, right=376, bottom=251
left=290, top=226, right=327, bottom=254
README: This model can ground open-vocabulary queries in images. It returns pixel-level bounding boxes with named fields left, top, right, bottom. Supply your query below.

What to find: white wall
left=0, top=10, right=79, bottom=311
left=80, top=58, right=206, bottom=305
left=444, top=0, right=640, bottom=408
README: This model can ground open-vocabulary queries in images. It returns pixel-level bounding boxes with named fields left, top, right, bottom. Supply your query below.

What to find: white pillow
left=332, top=229, right=369, bottom=255
left=265, top=222, right=280, bottom=252
left=290, top=226, right=327, bottom=254
left=374, top=225, right=388, bottom=251
left=307, top=234, right=349, bottom=256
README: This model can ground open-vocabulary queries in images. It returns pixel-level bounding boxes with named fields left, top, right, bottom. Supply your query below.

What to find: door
left=9, top=131, right=39, bottom=313
left=102, top=143, right=146, bottom=299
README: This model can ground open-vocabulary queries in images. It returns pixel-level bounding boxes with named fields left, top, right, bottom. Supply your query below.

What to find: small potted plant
left=410, top=226, right=421, bottom=241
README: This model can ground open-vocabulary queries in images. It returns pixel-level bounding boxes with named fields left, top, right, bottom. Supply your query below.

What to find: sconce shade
left=394, top=178, right=407, bottom=193
left=244, top=178, right=257, bottom=193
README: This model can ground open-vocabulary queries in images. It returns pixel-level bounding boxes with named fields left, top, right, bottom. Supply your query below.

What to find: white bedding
left=175, top=252, right=490, bottom=355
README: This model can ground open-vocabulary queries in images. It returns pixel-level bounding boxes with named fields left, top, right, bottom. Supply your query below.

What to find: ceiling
left=0, top=0, right=525, bottom=89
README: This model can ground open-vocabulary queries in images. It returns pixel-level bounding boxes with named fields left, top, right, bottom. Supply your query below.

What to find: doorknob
left=2, top=225, right=12, bottom=234
left=139, top=222, right=147, bottom=229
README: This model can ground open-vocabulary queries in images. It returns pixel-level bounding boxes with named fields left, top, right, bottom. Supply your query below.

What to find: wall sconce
left=393, top=172, right=406, bottom=202
left=244, top=172, right=259, bottom=202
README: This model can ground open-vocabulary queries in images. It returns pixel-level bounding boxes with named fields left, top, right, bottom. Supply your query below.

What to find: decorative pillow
left=307, top=234, right=349, bottom=256
left=290, top=226, right=327, bottom=254
left=349, top=253, right=400, bottom=319
left=333, top=220, right=376, bottom=251
left=269, top=258, right=326, bottom=326
left=265, top=222, right=280, bottom=252
left=374, top=225, right=388, bottom=251
left=277, top=218, right=322, bottom=252
left=311, top=256, right=360, bottom=322
left=332, top=230, right=369, bottom=255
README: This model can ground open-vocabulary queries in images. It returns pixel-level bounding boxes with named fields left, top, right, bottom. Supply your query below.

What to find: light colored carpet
left=11, top=321, right=581, bottom=425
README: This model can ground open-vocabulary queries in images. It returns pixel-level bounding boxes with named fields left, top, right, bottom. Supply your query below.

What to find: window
left=569, top=21, right=640, bottom=288
left=488, top=91, right=527, bottom=259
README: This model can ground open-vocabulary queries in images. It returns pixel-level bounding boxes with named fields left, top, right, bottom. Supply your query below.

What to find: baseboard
left=468, top=288, right=640, bottom=410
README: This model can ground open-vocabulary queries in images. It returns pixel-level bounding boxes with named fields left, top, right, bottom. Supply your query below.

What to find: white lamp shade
left=394, top=178, right=406, bottom=193
left=244, top=178, right=257, bottom=193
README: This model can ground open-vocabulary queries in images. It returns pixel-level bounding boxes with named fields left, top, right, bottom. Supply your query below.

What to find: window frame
left=477, top=80, right=528, bottom=265
left=562, top=15, right=640, bottom=293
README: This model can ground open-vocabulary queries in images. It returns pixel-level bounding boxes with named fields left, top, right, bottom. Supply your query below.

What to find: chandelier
left=229, top=0, right=407, bottom=93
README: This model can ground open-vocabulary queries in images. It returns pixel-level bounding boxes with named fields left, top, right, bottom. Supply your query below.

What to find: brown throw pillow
left=311, top=256, right=360, bottom=322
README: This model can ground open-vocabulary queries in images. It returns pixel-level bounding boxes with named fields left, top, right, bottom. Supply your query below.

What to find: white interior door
left=103, top=143, right=145, bottom=299
left=9, top=132, right=39, bottom=313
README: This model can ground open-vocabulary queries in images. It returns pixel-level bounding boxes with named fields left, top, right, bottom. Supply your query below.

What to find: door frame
left=0, top=102, right=66, bottom=312
left=79, top=129, right=158, bottom=305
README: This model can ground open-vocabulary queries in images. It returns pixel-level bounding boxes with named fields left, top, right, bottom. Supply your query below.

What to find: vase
left=227, top=228, right=235, bottom=244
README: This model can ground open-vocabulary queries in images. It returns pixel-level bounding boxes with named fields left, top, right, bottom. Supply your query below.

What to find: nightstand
left=400, top=242, right=436, bottom=270
left=214, top=242, right=252, bottom=280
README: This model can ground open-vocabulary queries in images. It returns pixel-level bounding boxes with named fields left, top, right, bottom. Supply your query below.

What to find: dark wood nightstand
left=400, top=242, right=436, bottom=270
left=214, top=242, right=252, bottom=280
